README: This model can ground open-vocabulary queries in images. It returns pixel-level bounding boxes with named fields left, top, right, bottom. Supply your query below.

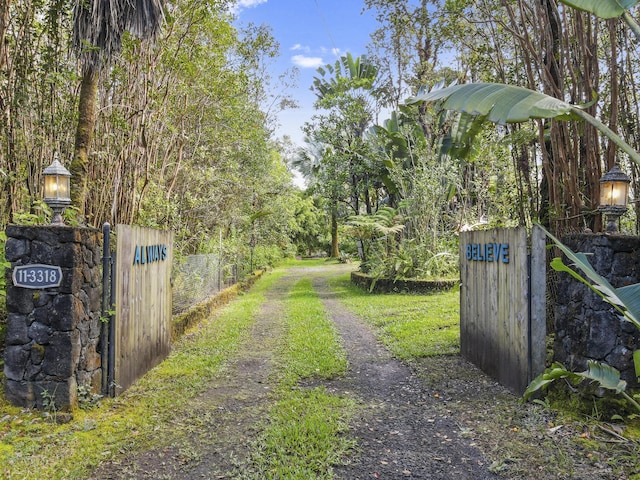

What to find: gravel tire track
left=310, top=268, right=499, bottom=480
left=89, top=273, right=297, bottom=479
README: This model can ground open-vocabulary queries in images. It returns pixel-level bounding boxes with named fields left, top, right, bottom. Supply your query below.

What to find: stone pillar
left=554, top=234, right=640, bottom=386
left=3, top=225, right=102, bottom=410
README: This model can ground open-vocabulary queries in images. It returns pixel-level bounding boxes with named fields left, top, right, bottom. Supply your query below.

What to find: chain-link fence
left=172, top=254, right=249, bottom=315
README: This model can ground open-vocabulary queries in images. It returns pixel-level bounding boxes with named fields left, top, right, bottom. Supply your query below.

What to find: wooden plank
left=114, top=225, right=173, bottom=394
left=529, top=225, right=547, bottom=382
left=505, top=228, right=528, bottom=393
left=460, top=227, right=537, bottom=394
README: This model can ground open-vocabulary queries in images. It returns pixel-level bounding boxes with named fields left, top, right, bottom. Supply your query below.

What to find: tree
left=293, top=137, right=346, bottom=258
left=559, top=0, right=640, bottom=40
left=70, top=0, right=164, bottom=220
left=287, top=193, right=329, bottom=257
left=364, top=0, right=447, bottom=135
left=305, top=53, right=383, bottom=259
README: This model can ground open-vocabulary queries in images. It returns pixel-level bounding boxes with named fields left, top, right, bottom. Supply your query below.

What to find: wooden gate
left=459, top=226, right=546, bottom=394
left=111, top=225, right=173, bottom=394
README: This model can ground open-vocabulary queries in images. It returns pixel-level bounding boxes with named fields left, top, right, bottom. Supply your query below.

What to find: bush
left=362, top=237, right=459, bottom=281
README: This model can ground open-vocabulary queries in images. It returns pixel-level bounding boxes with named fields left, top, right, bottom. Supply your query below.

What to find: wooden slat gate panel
left=114, top=225, right=173, bottom=394
left=459, top=226, right=546, bottom=394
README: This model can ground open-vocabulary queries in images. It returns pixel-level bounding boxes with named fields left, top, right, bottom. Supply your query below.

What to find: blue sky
left=233, top=0, right=379, bottom=146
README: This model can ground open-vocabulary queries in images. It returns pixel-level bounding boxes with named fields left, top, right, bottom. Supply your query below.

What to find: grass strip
left=247, top=277, right=354, bottom=479
left=328, top=272, right=460, bottom=359
left=282, top=278, right=347, bottom=383
left=0, top=270, right=285, bottom=480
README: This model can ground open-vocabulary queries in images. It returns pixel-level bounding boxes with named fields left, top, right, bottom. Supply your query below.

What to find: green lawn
left=328, top=272, right=460, bottom=360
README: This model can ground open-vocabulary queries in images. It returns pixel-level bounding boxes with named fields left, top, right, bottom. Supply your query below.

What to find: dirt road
left=90, top=264, right=634, bottom=479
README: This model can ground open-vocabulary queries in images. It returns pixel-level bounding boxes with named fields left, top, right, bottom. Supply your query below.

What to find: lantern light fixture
left=598, top=164, right=630, bottom=234
left=43, top=153, right=72, bottom=225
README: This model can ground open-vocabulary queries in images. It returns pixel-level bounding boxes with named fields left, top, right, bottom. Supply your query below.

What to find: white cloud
left=290, top=44, right=311, bottom=53
left=291, top=55, right=324, bottom=68
left=319, top=47, right=343, bottom=57
left=236, top=0, right=267, bottom=8
left=231, top=0, right=267, bottom=14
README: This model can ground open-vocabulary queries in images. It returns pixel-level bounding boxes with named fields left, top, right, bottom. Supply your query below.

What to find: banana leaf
left=542, top=225, right=640, bottom=329
left=524, top=362, right=578, bottom=399
left=524, top=361, right=627, bottom=399
left=407, top=83, right=576, bottom=124
left=406, top=82, right=640, bottom=166
left=559, top=0, right=640, bottom=18
left=579, top=361, right=627, bottom=393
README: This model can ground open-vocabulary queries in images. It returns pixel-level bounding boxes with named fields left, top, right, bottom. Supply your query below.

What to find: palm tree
left=310, top=53, right=381, bottom=259
left=71, top=0, right=164, bottom=220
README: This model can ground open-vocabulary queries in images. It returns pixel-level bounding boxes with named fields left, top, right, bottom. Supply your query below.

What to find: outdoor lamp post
left=43, top=154, right=72, bottom=225
left=598, top=164, right=630, bottom=234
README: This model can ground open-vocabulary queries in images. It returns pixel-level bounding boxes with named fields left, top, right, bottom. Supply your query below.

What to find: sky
left=233, top=0, right=379, bottom=147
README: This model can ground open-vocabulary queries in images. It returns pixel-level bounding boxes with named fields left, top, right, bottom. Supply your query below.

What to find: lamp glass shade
left=599, top=179, right=628, bottom=207
left=44, top=173, right=70, bottom=200
left=43, top=157, right=71, bottom=202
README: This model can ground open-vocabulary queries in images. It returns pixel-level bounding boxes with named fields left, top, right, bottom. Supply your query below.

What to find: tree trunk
left=71, top=67, right=99, bottom=220
left=330, top=207, right=339, bottom=258
left=0, top=0, right=11, bottom=223
left=0, top=0, right=9, bottom=72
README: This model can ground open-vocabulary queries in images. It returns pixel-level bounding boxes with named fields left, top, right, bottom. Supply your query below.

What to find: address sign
left=12, top=264, right=63, bottom=289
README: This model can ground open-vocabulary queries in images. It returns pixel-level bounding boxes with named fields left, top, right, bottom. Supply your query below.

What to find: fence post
left=101, top=223, right=111, bottom=395
left=108, top=251, right=116, bottom=397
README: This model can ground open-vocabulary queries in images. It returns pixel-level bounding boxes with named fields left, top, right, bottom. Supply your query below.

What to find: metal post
left=218, top=230, right=223, bottom=291
left=108, top=251, right=116, bottom=397
left=100, top=223, right=111, bottom=395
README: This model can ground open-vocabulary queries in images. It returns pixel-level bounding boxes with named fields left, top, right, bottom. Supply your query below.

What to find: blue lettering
left=133, top=244, right=169, bottom=266
left=465, top=242, right=510, bottom=263
left=485, top=243, right=494, bottom=262
left=501, top=244, right=509, bottom=263
left=493, top=243, right=500, bottom=261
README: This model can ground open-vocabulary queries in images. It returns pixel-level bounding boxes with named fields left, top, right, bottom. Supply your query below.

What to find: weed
left=41, top=389, right=57, bottom=416
left=77, top=385, right=102, bottom=410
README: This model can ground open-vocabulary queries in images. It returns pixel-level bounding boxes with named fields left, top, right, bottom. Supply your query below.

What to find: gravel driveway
left=89, top=264, right=638, bottom=479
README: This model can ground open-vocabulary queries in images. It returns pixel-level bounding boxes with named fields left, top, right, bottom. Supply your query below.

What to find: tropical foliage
left=292, top=0, right=640, bottom=278
left=4, top=0, right=640, bottom=384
